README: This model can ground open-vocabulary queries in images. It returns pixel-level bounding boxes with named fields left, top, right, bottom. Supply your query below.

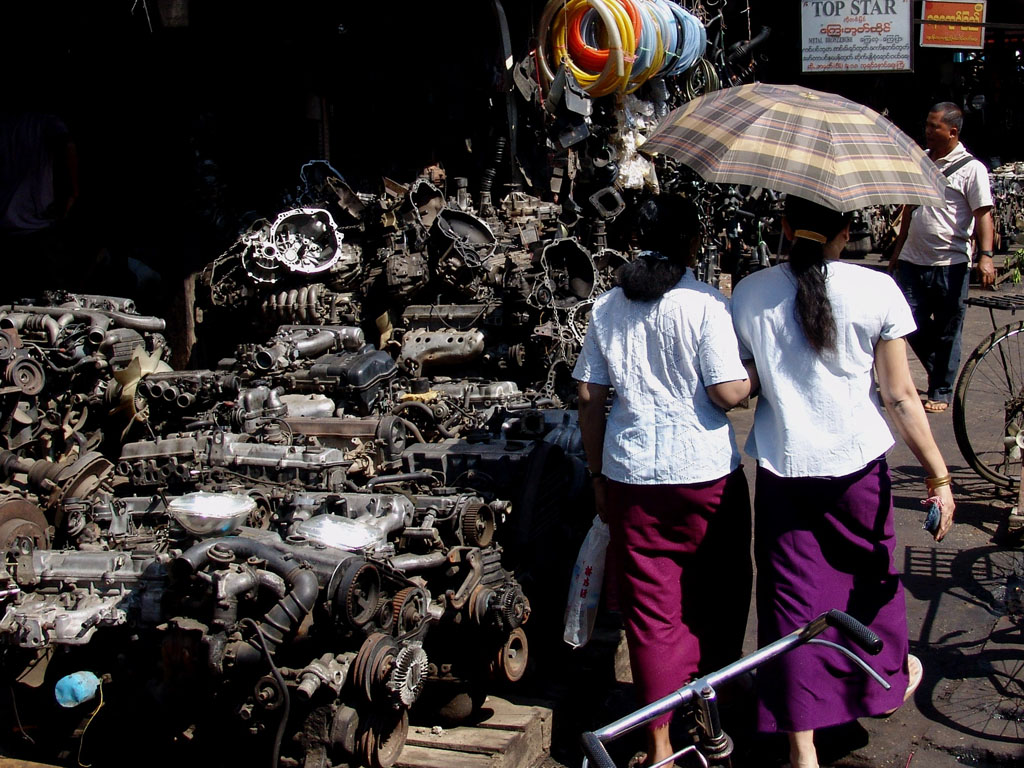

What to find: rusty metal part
left=445, top=548, right=485, bottom=611
left=390, top=586, right=429, bottom=637
left=461, top=501, right=495, bottom=547
left=6, top=357, right=45, bottom=396
left=495, top=627, right=529, bottom=683
left=398, top=328, right=486, bottom=375
left=358, top=708, right=408, bottom=768
left=330, top=704, right=361, bottom=756
left=333, top=560, right=382, bottom=630
left=0, top=497, right=50, bottom=556
left=351, top=633, right=399, bottom=704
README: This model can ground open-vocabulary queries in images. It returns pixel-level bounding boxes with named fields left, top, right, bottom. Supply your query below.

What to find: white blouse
left=731, top=261, right=916, bottom=478
left=573, top=271, right=748, bottom=485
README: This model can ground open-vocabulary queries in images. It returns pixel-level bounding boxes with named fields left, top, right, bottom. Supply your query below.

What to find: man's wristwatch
left=586, top=468, right=604, bottom=481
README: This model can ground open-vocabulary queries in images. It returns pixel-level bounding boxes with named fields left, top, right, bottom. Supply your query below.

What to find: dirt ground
left=518, top=254, right=1024, bottom=768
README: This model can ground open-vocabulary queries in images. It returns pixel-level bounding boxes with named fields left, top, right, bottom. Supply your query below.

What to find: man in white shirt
left=889, top=102, right=994, bottom=413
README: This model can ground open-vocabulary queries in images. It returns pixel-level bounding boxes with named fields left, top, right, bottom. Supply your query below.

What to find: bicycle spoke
left=954, top=323, right=1024, bottom=487
left=936, top=652, right=1024, bottom=742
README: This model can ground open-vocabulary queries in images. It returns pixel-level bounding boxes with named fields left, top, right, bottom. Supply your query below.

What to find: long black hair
left=616, top=195, right=700, bottom=301
left=784, top=196, right=852, bottom=354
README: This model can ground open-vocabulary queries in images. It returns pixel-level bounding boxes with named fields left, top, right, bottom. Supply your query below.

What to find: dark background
left=2, top=1, right=1022, bottom=295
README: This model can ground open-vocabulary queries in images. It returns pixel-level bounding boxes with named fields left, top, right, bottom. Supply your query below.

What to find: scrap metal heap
left=0, top=21, right=773, bottom=759
left=0, top=167, right=595, bottom=768
left=197, top=166, right=620, bottom=406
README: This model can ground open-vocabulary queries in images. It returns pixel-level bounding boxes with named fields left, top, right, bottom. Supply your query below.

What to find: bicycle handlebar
left=580, top=732, right=617, bottom=768
left=823, top=608, right=883, bottom=655
left=580, top=609, right=885, bottom=768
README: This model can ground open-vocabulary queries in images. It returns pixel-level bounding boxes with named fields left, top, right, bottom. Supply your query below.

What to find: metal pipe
left=293, top=330, right=338, bottom=357
left=365, top=471, right=439, bottom=489
left=6, top=304, right=165, bottom=333
left=254, top=343, right=289, bottom=371
left=5, top=306, right=110, bottom=345
left=389, top=552, right=447, bottom=572
left=99, top=328, right=144, bottom=353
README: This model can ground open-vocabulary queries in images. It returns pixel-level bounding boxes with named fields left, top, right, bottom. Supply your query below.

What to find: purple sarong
left=606, top=467, right=752, bottom=731
left=754, top=457, right=910, bottom=732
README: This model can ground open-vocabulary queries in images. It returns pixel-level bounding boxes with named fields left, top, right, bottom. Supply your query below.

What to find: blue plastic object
left=55, top=671, right=101, bottom=708
left=923, top=500, right=941, bottom=534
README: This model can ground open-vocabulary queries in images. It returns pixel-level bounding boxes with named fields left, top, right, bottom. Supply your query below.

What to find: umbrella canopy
left=640, top=83, right=947, bottom=212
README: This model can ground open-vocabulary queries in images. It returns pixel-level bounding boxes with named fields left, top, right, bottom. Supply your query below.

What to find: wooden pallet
left=396, top=696, right=552, bottom=768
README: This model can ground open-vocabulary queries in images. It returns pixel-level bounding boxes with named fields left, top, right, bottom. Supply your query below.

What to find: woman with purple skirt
left=731, top=196, right=956, bottom=768
left=574, top=196, right=753, bottom=767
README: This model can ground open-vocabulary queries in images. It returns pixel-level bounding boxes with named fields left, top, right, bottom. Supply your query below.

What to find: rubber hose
left=174, top=537, right=319, bottom=651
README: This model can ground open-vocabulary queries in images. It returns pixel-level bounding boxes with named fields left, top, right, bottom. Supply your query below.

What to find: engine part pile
left=0, top=285, right=586, bottom=768
left=196, top=164, right=631, bottom=407
left=0, top=11, right=779, bottom=765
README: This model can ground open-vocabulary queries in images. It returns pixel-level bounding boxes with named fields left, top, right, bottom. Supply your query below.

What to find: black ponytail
left=616, top=195, right=700, bottom=301
left=783, top=196, right=852, bottom=354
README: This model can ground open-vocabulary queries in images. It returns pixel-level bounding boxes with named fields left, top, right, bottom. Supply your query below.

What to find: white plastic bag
left=563, top=515, right=610, bottom=649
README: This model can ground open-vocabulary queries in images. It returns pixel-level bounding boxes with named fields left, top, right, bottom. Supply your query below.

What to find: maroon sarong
left=606, top=467, right=752, bottom=731
left=754, top=457, right=910, bottom=732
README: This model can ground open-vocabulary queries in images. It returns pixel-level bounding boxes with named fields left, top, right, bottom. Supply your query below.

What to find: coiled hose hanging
left=538, top=0, right=634, bottom=97
left=536, top=0, right=706, bottom=98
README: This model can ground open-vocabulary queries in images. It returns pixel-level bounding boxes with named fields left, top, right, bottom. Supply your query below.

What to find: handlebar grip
left=726, top=26, right=772, bottom=63
left=581, top=732, right=618, bottom=768
left=825, top=609, right=883, bottom=655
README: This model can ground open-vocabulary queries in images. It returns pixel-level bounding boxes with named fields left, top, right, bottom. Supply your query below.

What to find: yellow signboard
left=920, top=1, right=986, bottom=49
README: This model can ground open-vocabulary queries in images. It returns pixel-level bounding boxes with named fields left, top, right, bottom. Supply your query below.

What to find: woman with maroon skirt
left=731, top=196, right=956, bottom=768
left=574, top=196, right=753, bottom=767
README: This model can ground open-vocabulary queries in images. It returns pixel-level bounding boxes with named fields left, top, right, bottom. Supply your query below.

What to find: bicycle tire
left=921, top=546, right=1024, bottom=743
left=953, top=320, right=1024, bottom=488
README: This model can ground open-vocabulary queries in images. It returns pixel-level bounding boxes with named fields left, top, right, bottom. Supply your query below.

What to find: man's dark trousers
left=896, top=260, right=970, bottom=404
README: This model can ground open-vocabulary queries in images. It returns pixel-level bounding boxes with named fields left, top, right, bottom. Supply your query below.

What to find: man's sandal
left=923, top=401, right=949, bottom=413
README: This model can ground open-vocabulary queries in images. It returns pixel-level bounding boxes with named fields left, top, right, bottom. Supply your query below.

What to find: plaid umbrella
left=641, top=83, right=947, bottom=212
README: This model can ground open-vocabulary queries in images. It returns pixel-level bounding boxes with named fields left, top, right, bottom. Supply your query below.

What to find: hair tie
left=793, top=229, right=827, bottom=244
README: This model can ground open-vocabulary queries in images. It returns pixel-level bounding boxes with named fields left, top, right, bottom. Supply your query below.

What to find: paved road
left=528, top=256, right=1024, bottom=768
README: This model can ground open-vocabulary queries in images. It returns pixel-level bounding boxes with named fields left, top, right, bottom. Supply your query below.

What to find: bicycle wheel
left=926, top=547, right=1024, bottom=743
left=951, top=545, right=1024, bottom=625
left=930, top=649, right=1024, bottom=743
left=953, top=320, right=1024, bottom=488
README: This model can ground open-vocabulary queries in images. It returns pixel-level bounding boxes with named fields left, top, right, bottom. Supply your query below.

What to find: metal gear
left=391, top=586, right=429, bottom=637
left=332, top=559, right=382, bottom=629
left=496, top=584, right=530, bottom=631
left=386, top=643, right=429, bottom=708
left=460, top=501, right=495, bottom=547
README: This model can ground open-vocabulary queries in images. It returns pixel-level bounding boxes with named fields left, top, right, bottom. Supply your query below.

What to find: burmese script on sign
left=920, top=1, right=985, bottom=49
left=801, top=0, right=913, bottom=73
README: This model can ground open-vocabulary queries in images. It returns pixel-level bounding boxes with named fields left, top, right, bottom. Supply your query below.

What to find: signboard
left=920, top=1, right=986, bottom=49
left=801, top=0, right=913, bottom=74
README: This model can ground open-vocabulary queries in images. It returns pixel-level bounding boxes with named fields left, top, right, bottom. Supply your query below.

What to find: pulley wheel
left=391, top=586, right=429, bottom=637
left=7, top=358, right=45, bottom=396
left=0, top=498, right=50, bottom=556
left=359, top=709, right=409, bottom=768
left=496, top=627, right=529, bottom=683
left=333, top=560, right=382, bottom=629
left=461, top=501, right=495, bottom=548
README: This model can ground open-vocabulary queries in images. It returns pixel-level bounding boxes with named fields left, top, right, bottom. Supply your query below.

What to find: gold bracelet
left=926, top=474, right=952, bottom=492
